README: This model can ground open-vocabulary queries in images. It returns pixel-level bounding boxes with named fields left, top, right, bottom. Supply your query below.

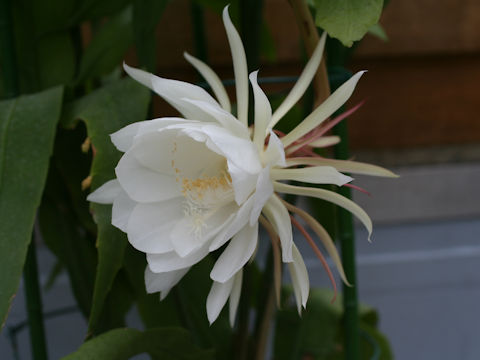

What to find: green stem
left=0, top=0, right=19, bottom=98
left=240, top=0, right=263, bottom=72
left=23, top=239, right=49, bottom=360
left=190, top=1, right=208, bottom=63
left=252, top=249, right=276, bottom=360
left=1, top=1, right=49, bottom=358
left=331, top=67, right=359, bottom=360
left=233, top=266, right=251, bottom=360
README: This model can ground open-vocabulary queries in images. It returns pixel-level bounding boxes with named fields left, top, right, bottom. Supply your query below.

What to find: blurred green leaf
left=133, top=0, right=168, bottom=71
left=0, top=86, right=63, bottom=327
left=312, top=0, right=383, bottom=47
left=123, top=246, right=182, bottom=328
left=367, top=22, right=388, bottom=41
left=274, top=288, right=393, bottom=360
left=37, top=33, right=77, bottom=89
left=62, top=327, right=214, bottom=360
left=76, top=6, right=134, bottom=84
left=62, top=77, right=149, bottom=334
left=177, top=257, right=234, bottom=360
left=71, top=0, right=132, bottom=22
left=39, top=163, right=97, bottom=317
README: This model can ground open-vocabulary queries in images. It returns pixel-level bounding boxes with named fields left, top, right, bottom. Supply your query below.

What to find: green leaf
left=133, top=0, right=168, bottom=71
left=62, top=78, right=150, bottom=334
left=36, top=32, right=76, bottom=88
left=62, top=327, right=214, bottom=360
left=174, top=257, right=234, bottom=360
left=123, top=246, right=182, bottom=328
left=313, top=0, right=384, bottom=47
left=367, top=22, right=388, bottom=41
left=76, top=7, right=134, bottom=84
left=0, top=86, right=64, bottom=327
left=38, top=164, right=97, bottom=317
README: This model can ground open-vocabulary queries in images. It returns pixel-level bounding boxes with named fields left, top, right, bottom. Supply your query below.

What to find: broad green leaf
left=62, top=78, right=150, bottom=334
left=313, top=0, right=383, bottom=47
left=0, top=86, right=63, bottom=327
left=133, top=0, right=168, bottom=71
left=62, top=327, right=214, bottom=360
left=76, top=7, right=134, bottom=84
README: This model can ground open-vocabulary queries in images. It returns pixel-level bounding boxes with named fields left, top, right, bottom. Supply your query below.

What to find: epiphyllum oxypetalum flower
left=88, top=7, right=396, bottom=325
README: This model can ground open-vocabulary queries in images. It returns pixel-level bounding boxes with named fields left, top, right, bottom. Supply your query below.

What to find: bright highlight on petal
left=87, top=5, right=394, bottom=325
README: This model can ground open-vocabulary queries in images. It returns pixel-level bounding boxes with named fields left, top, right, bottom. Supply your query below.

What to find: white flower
left=88, top=7, right=396, bottom=325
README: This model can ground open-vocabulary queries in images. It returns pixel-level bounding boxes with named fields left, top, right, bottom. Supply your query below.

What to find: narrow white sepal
left=184, top=52, right=231, bottom=112
left=282, top=71, right=366, bottom=147
left=287, top=244, right=309, bottom=314
left=262, top=195, right=293, bottom=262
left=87, top=179, right=121, bottom=204
left=206, top=277, right=235, bottom=324
left=269, top=31, right=327, bottom=130
left=270, top=166, right=353, bottom=186
left=223, top=6, right=248, bottom=127
left=274, top=182, right=373, bottom=241
left=250, top=71, right=272, bottom=151
left=229, top=270, right=243, bottom=326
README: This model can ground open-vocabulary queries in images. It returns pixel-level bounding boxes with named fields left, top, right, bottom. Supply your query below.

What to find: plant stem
left=24, top=238, right=49, bottom=360
left=0, top=0, right=19, bottom=98
left=253, top=250, right=276, bottom=360
left=330, top=67, right=359, bottom=360
left=190, top=1, right=208, bottom=63
left=287, top=0, right=330, bottom=106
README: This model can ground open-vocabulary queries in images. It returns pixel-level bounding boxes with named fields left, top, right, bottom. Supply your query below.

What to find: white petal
left=113, top=117, right=191, bottom=152
left=270, top=32, right=327, bottom=129
left=206, top=277, right=235, bottom=324
left=250, top=166, right=273, bottom=225
left=123, top=63, right=220, bottom=120
left=306, top=136, right=340, bottom=148
left=210, top=222, right=258, bottom=283
left=285, top=157, right=399, bottom=178
left=170, top=203, right=237, bottom=257
left=115, top=150, right=180, bottom=203
left=144, top=266, right=190, bottom=300
left=262, top=195, right=293, bottom=262
left=287, top=244, right=309, bottom=314
left=270, top=166, right=353, bottom=186
left=209, top=195, right=255, bottom=251
left=262, top=131, right=286, bottom=167
left=282, top=71, right=366, bottom=147
left=112, top=190, right=136, bottom=232
left=222, top=6, right=248, bottom=126
left=87, top=179, right=121, bottom=204
left=229, top=270, right=243, bottom=326
left=274, top=182, right=373, bottom=240
left=184, top=52, right=231, bottom=112
left=126, top=198, right=182, bottom=254
left=229, top=162, right=259, bottom=205
left=250, top=71, right=272, bottom=151
left=199, top=124, right=262, bottom=174
left=180, top=98, right=249, bottom=138
left=147, top=245, right=209, bottom=273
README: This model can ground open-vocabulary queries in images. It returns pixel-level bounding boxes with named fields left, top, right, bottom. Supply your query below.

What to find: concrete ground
left=2, top=161, right=480, bottom=359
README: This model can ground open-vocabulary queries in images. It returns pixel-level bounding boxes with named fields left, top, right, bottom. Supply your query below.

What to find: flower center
left=171, top=141, right=234, bottom=238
